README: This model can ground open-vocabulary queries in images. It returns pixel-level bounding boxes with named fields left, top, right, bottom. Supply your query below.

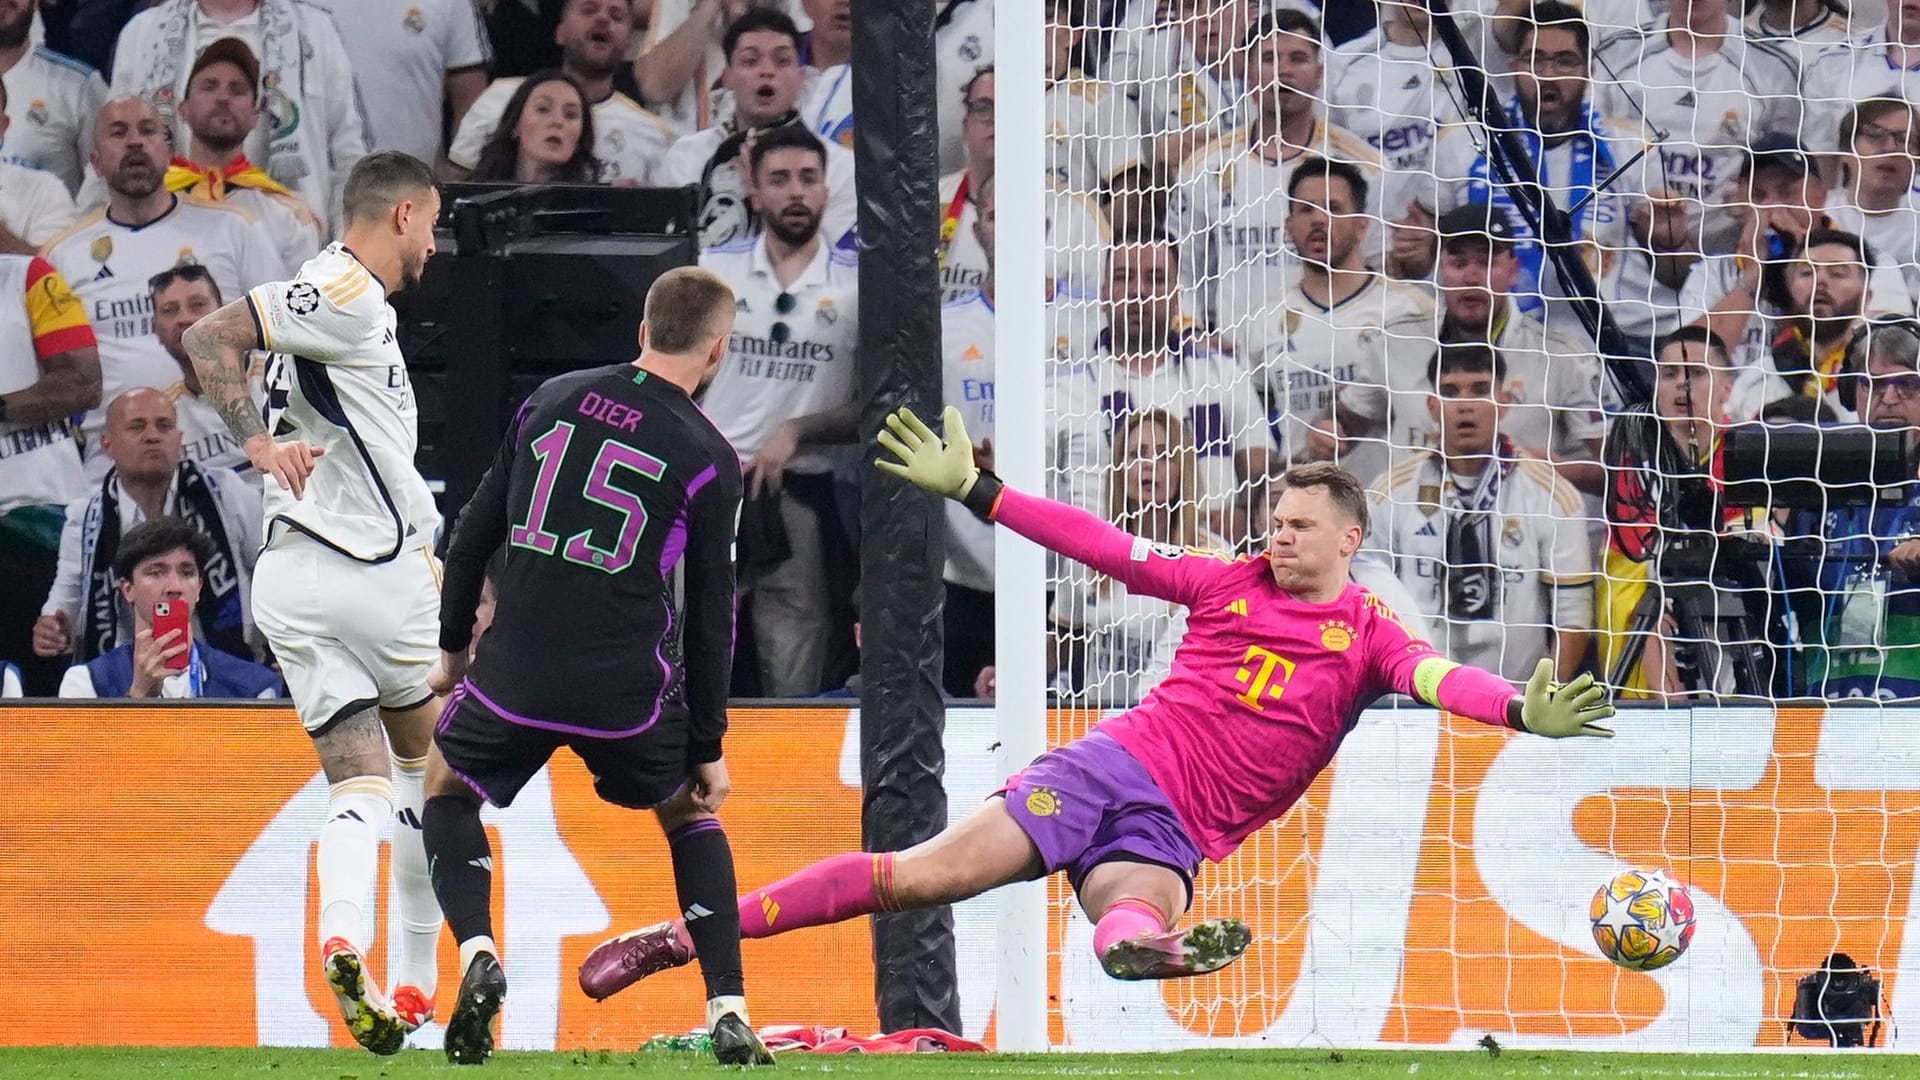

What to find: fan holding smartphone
left=55, top=518, right=281, bottom=700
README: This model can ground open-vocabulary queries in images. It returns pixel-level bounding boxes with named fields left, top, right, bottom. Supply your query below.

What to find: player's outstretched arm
left=876, top=406, right=1226, bottom=606
left=1368, top=609, right=1613, bottom=739
left=183, top=299, right=325, bottom=499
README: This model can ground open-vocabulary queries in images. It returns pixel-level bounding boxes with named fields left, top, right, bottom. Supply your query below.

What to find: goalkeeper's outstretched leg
left=579, top=733, right=1252, bottom=1001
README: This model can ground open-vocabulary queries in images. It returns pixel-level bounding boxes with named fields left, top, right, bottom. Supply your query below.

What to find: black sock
left=423, top=794, right=494, bottom=947
left=668, top=820, right=744, bottom=999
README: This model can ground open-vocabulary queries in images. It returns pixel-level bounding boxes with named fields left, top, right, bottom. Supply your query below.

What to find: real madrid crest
left=404, top=6, right=426, bottom=32
left=605, top=129, right=626, bottom=154
left=959, top=34, right=982, bottom=61
left=90, top=235, right=112, bottom=263
left=1320, top=619, right=1354, bottom=652
left=1503, top=516, right=1524, bottom=549
left=816, top=297, right=837, bottom=326
left=26, top=99, right=46, bottom=126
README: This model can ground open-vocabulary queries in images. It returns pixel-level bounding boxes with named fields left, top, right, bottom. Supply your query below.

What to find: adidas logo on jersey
left=92, top=264, right=114, bottom=282
left=469, top=856, right=493, bottom=872
left=1225, top=598, right=1249, bottom=616
left=1416, top=522, right=1437, bottom=537
left=1674, top=90, right=1696, bottom=108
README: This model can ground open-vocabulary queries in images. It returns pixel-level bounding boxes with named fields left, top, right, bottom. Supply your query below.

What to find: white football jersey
left=640, top=0, right=810, bottom=136
left=1051, top=330, right=1271, bottom=517
left=933, top=0, right=993, bottom=175
left=697, top=234, right=860, bottom=471
left=1364, top=451, right=1595, bottom=683
left=1047, top=73, right=1144, bottom=195
left=655, top=122, right=858, bottom=250
left=328, top=0, right=491, bottom=166
left=249, top=243, right=440, bottom=562
left=1594, top=18, right=1800, bottom=218
left=1743, top=3, right=1855, bottom=78
left=1607, top=245, right=1691, bottom=342
left=1256, top=272, right=1434, bottom=477
left=941, top=290, right=995, bottom=592
left=1166, top=120, right=1403, bottom=332
left=41, top=196, right=283, bottom=471
left=1, top=45, right=107, bottom=194
left=449, top=79, right=675, bottom=184
left=1324, top=28, right=1473, bottom=206
left=0, top=253, right=88, bottom=514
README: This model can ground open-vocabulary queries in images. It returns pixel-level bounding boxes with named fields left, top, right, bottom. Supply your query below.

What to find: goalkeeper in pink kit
left=580, top=407, right=1615, bottom=994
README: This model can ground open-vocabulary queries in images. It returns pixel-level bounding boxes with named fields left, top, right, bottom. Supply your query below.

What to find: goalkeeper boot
left=443, top=951, right=508, bottom=1065
left=321, top=937, right=408, bottom=1055
left=1099, top=917, right=1253, bottom=981
left=709, top=1001, right=775, bottom=1067
left=391, top=985, right=435, bottom=1032
left=578, top=919, right=694, bottom=1001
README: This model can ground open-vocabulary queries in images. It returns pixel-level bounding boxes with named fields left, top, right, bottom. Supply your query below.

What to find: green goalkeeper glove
left=1519, top=658, right=1615, bottom=739
left=875, top=406, right=983, bottom=501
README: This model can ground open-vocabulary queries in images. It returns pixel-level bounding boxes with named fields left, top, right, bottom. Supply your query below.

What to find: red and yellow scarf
left=165, top=155, right=295, bottom=201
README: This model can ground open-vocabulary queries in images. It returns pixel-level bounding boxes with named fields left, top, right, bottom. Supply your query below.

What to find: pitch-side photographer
left=1600, top=327, right=1785, bottom=700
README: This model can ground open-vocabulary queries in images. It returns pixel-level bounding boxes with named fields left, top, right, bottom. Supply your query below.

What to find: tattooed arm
left=183, top=298, right=326, bottom=498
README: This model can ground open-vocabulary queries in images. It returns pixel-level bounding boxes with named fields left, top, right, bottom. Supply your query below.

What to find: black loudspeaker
left=393, top=183, right=699, bottom=515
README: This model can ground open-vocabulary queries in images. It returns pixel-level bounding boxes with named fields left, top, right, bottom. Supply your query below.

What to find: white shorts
left=252, top=533, right=441, bottom=735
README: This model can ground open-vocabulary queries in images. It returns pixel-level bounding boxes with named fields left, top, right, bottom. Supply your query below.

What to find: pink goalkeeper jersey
left=993, top=487, right=1521, bottom=862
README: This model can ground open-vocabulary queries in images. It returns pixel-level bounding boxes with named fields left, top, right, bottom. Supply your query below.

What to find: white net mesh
left=1019, top=0, right=1920, bottom=1049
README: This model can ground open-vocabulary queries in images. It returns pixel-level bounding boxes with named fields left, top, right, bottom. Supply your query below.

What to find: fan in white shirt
left=326, top=0, right=491, bottom=166
left=1826, top=97, right=1920, bottom=307
left=0, top=2, right=106, bottom=196
left=797, top=0, right=988, bottom=174
left=1429, top=3, right=1647, bottom=338
left=654, top=8, right=855, bottom=249
left=696, top=125, right=860, bottom=697
left=1254, top=158, right=1434, bottom=485
left=637, top=0, right=813, bottom=137
left=163, top=37, right=321, bottom=278
left=1166, top=9, right=1402, bottom=334
left=1363, top=344, right=1595, bottom=685
left=148, top=263, right=263, bottom=481
left=1742, top=0, right=1857, bottom=76
left=40, top=97, right=281, bottom=479
left=451, top=0, right=675, bottom=184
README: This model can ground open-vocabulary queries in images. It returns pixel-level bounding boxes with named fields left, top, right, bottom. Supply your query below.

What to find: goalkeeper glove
left=875, top=406, right=1002, bottom=516
left=1518, top=658, right=1615, bottom=739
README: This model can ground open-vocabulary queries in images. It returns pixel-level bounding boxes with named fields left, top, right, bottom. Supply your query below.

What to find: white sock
left=458, top=934, right=499, bottom=976
left=317, top=776, right=394, bottom=953
left=389, top=754, right=443, bottom=997
left=707, top=995, right=749, bottom=1031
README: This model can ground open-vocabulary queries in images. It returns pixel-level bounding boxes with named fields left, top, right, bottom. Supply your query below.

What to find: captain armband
left=1411, top=656, right=1461, bottom=707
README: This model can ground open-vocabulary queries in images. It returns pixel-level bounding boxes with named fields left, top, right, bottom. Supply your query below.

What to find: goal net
left=1018, top=0, right=1920, bottom=1052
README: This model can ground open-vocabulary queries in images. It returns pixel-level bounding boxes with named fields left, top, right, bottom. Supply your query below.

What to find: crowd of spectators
left=10, top=0, right=1920, bottom=708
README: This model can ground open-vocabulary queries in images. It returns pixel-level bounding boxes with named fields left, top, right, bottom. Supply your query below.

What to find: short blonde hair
left=643, top=267, right=736, bottom=354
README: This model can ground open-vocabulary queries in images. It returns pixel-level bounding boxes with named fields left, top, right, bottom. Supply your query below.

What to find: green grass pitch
left=0, top=1047, right=1908, bottom=1079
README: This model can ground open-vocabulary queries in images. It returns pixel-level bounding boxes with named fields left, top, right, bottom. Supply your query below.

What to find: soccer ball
left=1589, top=868, right=1697, bottom=971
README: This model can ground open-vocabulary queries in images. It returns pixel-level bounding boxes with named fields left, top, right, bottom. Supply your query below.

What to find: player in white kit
left=181, top=152, right=447, bottom=1056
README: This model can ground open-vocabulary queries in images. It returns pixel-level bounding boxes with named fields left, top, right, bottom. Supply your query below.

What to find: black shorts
left=434, top=682, right=690, bottom=810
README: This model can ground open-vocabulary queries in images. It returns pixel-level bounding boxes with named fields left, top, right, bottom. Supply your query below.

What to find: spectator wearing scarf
left=162, top=37, right=322, bottom=276
left=109, top=0, right=367, bottom=231
left=35, top=388, right=261, bottom=664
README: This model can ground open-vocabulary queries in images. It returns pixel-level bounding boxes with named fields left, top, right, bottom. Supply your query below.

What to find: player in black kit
left=420, top=267, right=771, bottom=1067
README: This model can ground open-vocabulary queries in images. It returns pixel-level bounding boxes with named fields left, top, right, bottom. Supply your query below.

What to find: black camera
left=1790, top=953, right=1883, bottom=1047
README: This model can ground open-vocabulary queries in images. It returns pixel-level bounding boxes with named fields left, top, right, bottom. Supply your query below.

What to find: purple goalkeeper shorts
left=997, top=729, right=1203, bottom=903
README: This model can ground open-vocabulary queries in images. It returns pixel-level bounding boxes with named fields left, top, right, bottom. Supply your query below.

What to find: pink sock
left=735, top=851, right=897, bottom=940
left=1093, top=898, right=1168, bottom=956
